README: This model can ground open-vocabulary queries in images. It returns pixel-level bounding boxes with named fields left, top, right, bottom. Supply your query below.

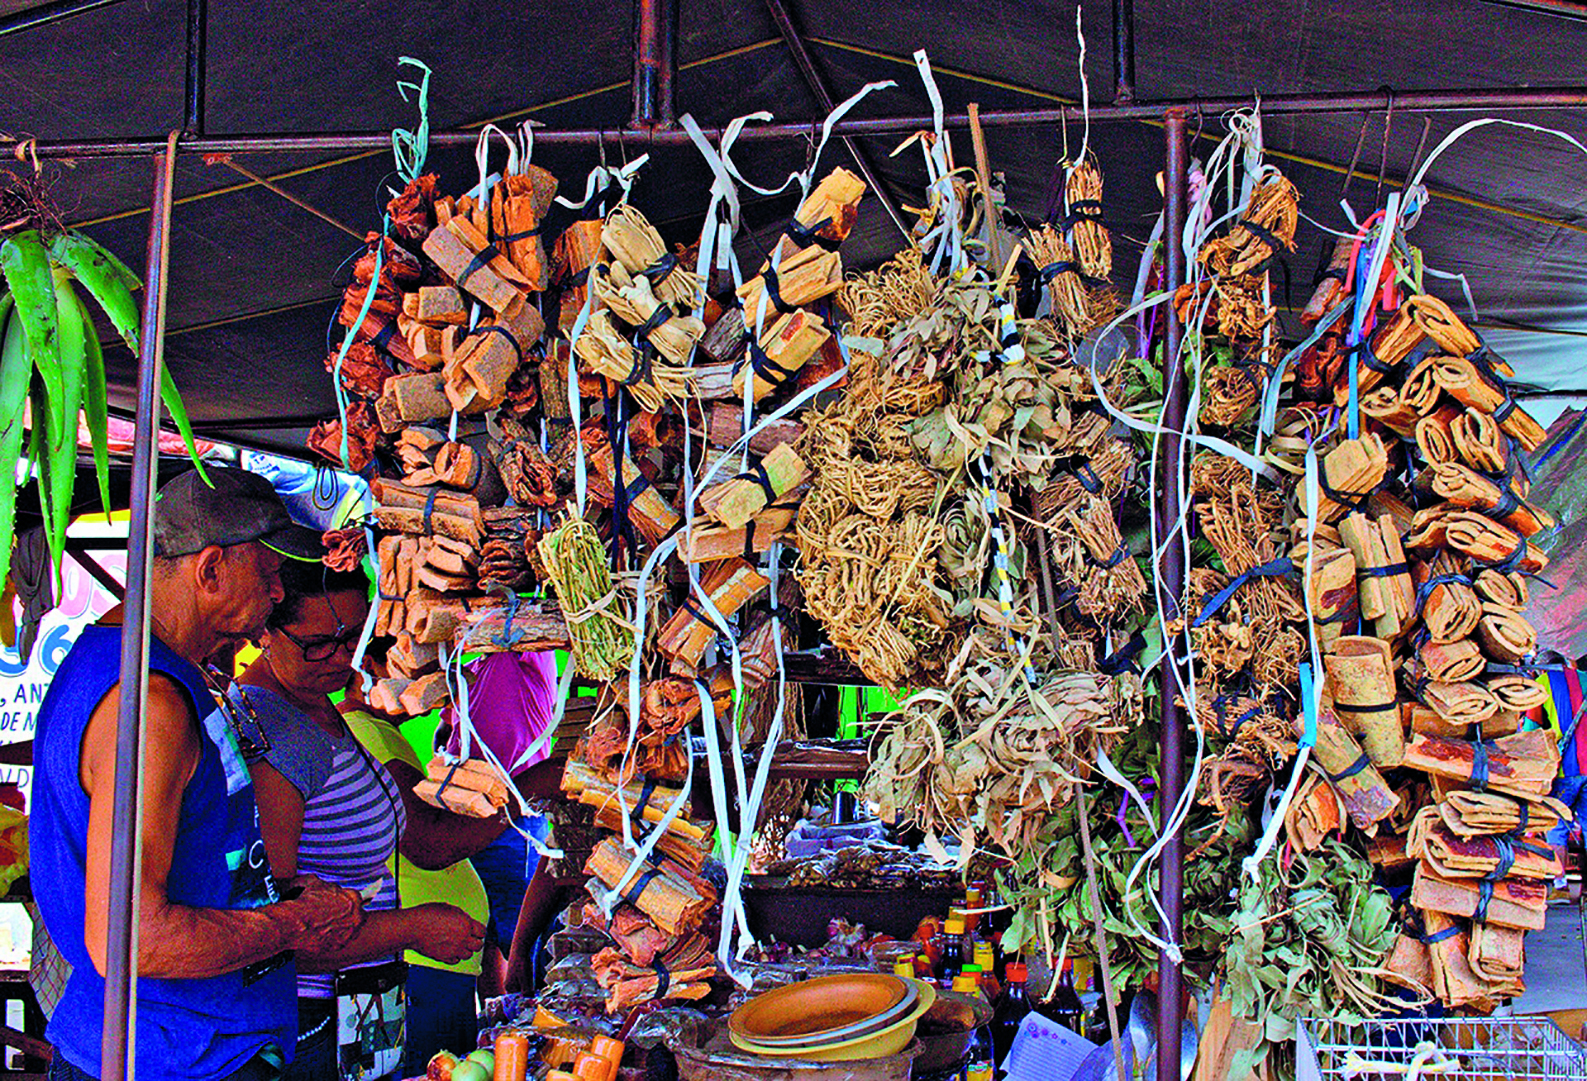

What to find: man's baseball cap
left=153, top=467, right=324, bottom=561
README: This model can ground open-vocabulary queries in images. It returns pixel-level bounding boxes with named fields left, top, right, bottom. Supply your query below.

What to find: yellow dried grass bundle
left=601, top=204, right=703, bottom=309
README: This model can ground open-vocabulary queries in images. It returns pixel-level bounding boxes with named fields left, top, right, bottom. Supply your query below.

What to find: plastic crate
left=1300, top=1015, right=1587, bottom=1080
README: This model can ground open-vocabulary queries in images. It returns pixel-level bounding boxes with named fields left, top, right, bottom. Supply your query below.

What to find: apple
left=427, top=1052, right=459, bottom=1081
left=465, top=1049, right=496, bottom=1074
left=449, top=1061, right=490, bottom=1081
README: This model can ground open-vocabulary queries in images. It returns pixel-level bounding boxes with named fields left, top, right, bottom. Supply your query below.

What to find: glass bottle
left=989, top=961, right=1031, bottom=1079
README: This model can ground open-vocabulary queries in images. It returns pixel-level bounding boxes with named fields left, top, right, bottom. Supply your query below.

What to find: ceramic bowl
left=733, top=977, right=920, bottom=1048
left=730, top=979, right=937, bottom=1062
left=728, top=973, right=909, bottom=1045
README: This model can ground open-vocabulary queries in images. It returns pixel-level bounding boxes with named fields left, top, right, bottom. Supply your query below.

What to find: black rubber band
left=1421, top=924, right=1461, bottom=945
left=1061, top=199, right=1105, bottom=231
left=1401, top=338, right=1441, bottom=384
left=743, top=518, right=758, bottom=562
left=1097, top=630, right=1147, bottom=675
left=1212, top=694, right=1261, bottom=738
left=760, top=266, right=798, bottom=315
left=435, top=759, right=463, bottom=813
left=785, top=215, right=840, bottom=252
left=1358, top=561, right=1410, bottom=579
left=422, top=487, right=440, bottom=536
left=1467, top=347, right=1520, bottom=423
left=1327, top=751, right=1373, bottom=782
left=1087, top=540, right=1131, bottom=570
left=678, top=594, right=715, bottom=629
left=1191, top=556, right=1294, bottom=628
left=492, top=589, right=522, bottom=648
left=1512, top=833, right=1553, bottom=860
left=1039, top=259, right=1080, bottom=285
left=1341, top=700, right=1399, bottom=715
left=734, top=461, right=779, bottom=504
left=621, top=346, right=654, bottom=389
left=639, top=304, right=674, bottom=338
left=1414, top=571, right=1474, bottom=620
left=1483, top=487, right=1522, bottom=522
left=371, top=320, right=399, bottom=351
left=456, top=244, right=500, bottom=289
left=1493, top=535, right=1530, bottom=575
left=467, top=323, right=525, bottom=365
left=1474, top=879, right=1494, bottom=923
left=1314, top=608, right=1357, bottom=625
left=734, top=336, right=800, bottom=389
left=501, top=224, right=543, bottom=243
left=652, top=958, right=672, bottom=998
left=1318, top=473, right=1377, bottom=512
left=1485, top=835, right=1517, bottom=882
left=1238, top=217, right=1288, bottom=255
left=1351, top=338, right=1393, bottom=376
left=623, top=867, right=664, bottom=908
left=633, top=777, right=659, bottom=824
left=1313, top=265, right=1348, bottom=286
left=640, top=251, right=679, bottom=288
left=1471, top=740, right=1491, bottom=792
left=623, top=469, right=651, bottom=503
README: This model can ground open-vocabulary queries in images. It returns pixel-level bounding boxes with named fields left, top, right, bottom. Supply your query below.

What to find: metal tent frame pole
left=101, top=139, right=178, bottom=1081
left=18, top=84, right=1587, bottom=158
left=629, top=0, right=677, bottom=130
left=1156, top=106, right=1191, bottom=1081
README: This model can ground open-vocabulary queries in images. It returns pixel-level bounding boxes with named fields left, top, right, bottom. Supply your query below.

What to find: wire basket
left=1301, top=1015, right=1587, bottom=1080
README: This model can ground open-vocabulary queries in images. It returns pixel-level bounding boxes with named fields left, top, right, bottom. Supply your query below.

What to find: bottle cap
left=951, top=974, right=979, bottom=993
left=967, top=1068, right=994, bottom=1081
left=944, top=916, right=966, bottom=934
left=1005, top=961, right=1028, bottom=981
left=961, top=963, right=982, bottom=974
left=893, top=960, right=916, bottom=978
left=974, top=943, right=994, bottom=963
left=966, top=886, right=982, bottom=902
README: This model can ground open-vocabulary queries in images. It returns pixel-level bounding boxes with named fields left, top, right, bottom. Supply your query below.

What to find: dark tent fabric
left=4, top=0, right=1587, bottom=454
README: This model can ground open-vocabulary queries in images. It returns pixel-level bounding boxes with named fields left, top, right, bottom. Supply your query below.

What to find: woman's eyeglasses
left=275, top=624, right=363, bottom=662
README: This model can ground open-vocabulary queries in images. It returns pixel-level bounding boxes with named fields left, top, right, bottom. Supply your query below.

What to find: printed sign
left=0, top=551, right=125, bottom=804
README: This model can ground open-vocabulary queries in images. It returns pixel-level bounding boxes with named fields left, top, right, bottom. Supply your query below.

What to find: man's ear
left=191, top=545, right=228, bottom=595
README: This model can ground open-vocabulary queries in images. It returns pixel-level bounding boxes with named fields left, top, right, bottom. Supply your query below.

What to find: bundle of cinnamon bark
left=1287, top=270, right=1567, bottom=1012
left=309, top=156, right=879, bottom=1021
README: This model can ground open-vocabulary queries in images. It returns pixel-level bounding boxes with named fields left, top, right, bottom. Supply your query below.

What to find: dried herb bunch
left=863, top=645, right=1141, bottom=863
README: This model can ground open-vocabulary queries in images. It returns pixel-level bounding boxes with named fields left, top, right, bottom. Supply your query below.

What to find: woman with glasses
left=231, top=562, right=486, bottom=1081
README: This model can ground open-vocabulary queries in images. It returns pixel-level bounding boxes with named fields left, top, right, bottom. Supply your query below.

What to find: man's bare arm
left=81, top=676, right=361, bottom=978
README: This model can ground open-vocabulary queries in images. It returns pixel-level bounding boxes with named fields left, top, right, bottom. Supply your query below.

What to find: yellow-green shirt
left=344, top=709, right=491, bottom=975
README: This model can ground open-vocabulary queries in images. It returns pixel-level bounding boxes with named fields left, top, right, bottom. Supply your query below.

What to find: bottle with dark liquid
left=1048, top=959, right=1085, bottom=1034
left=989, top=961, right=1031, bottom=1079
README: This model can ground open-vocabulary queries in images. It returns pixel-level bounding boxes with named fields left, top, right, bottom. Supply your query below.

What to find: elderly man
left=32, top=468, right=365, bottom=1081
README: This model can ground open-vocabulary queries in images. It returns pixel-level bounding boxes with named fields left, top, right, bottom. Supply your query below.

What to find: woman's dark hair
left=268, top=560, right=370, bottom=628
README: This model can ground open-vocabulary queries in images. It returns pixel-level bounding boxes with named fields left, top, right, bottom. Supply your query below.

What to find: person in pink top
left=435, top=651, right=557, bottom=774
left=435, top=651, right=558, bottom=995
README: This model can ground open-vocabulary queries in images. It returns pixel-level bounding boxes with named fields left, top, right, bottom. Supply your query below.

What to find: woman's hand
left=405, top=902, right=486, bottom=965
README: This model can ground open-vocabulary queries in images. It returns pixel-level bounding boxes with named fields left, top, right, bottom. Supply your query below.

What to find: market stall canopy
left=4, top=0, right=1587, bottom=454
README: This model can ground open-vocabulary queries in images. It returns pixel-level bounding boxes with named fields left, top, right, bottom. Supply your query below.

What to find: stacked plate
left=727, top=973, right=937, bottom=1061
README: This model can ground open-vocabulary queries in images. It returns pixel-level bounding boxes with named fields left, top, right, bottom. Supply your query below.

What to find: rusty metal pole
left=1113, top=0, right=1136, bottom=102
left=630, top=0, right=677, bottom=129
left=21, top=85, right=1587, bottom=158
left=1156, top=105, right=1189, bottom=1081
left=102, top=137, right=179, bottom=1081
left=184, top=0, right=206, bottom=134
